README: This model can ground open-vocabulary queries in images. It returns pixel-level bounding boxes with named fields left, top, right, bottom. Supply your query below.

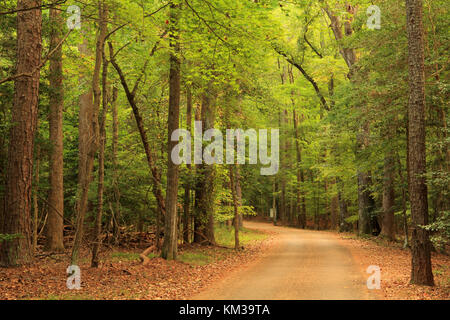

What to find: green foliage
left=424, top=211, right=450, bottom=251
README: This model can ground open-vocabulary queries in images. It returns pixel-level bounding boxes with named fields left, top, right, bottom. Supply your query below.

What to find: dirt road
left=192, top=221, right=380, bottom=300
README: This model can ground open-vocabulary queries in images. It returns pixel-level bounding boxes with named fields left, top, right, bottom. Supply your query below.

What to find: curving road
left=192, top=221, right=379, bottom=300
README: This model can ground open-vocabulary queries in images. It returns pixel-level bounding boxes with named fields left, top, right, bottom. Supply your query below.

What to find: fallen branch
left=139, top=245, right=156, bottom=266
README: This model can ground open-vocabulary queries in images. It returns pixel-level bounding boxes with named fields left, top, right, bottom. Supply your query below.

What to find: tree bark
left=193, top=89, right=216, bottom=245
left=111, top=86, right=120, bottom=244
left=32, top=139, right=40, bottom=254
left=183, top=86, right=193, bottom=244
left=46, top=6, right=65, bottom=252
left=406, top=0, right=434, bottom=286
left=71, top=13, right=102, bottom=265
left=162, top=2, right=181, bottom=260
left=92, top=1, right=108, bottom=268
left=0, top=0, right=42, bottom=267
left=293, top=110, right=306, bottom=228
left=234, top=165, right=243, bottom=228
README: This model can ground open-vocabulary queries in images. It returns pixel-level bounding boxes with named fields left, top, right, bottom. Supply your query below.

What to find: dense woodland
left=0, top=0, right=448, bottom=289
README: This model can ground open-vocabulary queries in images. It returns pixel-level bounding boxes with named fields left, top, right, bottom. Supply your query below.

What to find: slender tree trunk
left=193, top=103, right=203, bottom=242
left=46, top=6, right=65, bottom=252
left=357, top=136, right=375, bottom=235
left=71, top=9, right=103, bottom=264
left=183, top=86, right=193, bottom=243
left=235, top=164, right=243, bottom=228
left=229, top=166, right=240, bottom=250
left=109, top=44, right=166, bottom=218
left=406, top=0, right=434, bottom=286
left=92, top=2, right=109, bottom=267
left=162, top=2, right=181, bottom=260
left=0, top=0, right=42, bottom=267
left=293, top=110, right=304, bottom=228
left=111, top=86, right=120, bottom=244
left=272, top=181, right=277, bottom=224
left=194, top=89, right=216, bottom=245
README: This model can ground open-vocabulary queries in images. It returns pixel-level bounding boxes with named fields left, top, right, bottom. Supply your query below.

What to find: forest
left=0, top=0, right=448, bottom=301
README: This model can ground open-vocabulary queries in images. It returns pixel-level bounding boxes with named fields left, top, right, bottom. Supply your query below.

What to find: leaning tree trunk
left=0, top=0, right=42, bottom=267
left=406, top=0, right=434, bottom=286
left=162, top=2, right=181, bottom=260
left=46, top=6, right=65, bottom=252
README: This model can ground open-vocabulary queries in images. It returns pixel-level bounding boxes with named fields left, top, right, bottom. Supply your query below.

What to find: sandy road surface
left=192, top=221, right=379, bottom=300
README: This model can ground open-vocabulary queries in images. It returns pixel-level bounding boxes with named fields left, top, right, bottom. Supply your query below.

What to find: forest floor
left=0, top=221, right=448, bottom=300
left=336, top=231, right=450, bottom=300
left=0, top=225, right=275, bottom=300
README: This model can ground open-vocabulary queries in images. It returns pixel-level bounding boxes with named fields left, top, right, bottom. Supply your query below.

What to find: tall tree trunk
left=46, top=6, right=65, bottom=252
left=357, top=170, right=375, bottom=235
left=272, top=180, right=277, bottom=224
left=293, top=110, right=305, bottom=228
left=193, top=89, right=216, bottom=245
left=0, top=0, right=42, bottom=267
left=32, top=141, right=41, bottom=254
left=183, top=86, right=193, bottom=244
left=111, top=86, right=120, bottom=244
left=406, top=0, right=434, bottom=286
left=235, top=165, right=243, bottom=228
left=71, top=10, right=103, bottom=265
left=32, top=140, right=40, bottom=254
left=397, top=153, right=410, bottom=248
left=92, top=2, right=109, bottom=267
left=162, top=2, right=181, bottom=260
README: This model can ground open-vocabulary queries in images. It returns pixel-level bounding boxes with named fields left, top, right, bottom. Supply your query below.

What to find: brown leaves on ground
left=0, top=238, right=274, bottom=300
left=336, top=233, right=450, bottom=300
